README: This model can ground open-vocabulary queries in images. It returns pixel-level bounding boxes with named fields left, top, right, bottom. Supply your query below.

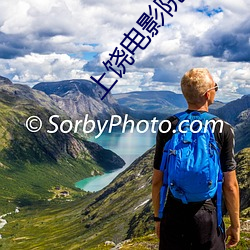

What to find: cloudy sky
left=0, top=0, right=249, bottom=102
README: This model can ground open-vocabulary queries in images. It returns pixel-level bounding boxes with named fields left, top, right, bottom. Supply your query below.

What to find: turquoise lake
left=75, top=129, right=156, bottom=192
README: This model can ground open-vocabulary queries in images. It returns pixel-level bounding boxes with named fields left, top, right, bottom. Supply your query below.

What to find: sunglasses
left=203, top=83, right=218, bottom=95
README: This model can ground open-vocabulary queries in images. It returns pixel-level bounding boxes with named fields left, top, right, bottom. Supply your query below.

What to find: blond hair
left=181, top=68, right=214, bottom=104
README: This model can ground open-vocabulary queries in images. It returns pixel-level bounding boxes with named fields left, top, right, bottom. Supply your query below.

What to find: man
left=152, top=68, right=240, bottom=249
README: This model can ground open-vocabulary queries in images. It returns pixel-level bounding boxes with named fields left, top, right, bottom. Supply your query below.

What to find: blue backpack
left=158, top=111, right=223, bottom=228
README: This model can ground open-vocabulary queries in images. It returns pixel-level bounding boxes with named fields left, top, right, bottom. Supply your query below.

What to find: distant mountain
left=32, top=82, right=227, bottom=122
left=114, top=90, right=186, bottom=114
left=0, top=75, right=12, bottom=85
left=234, top=108, right=250, bottom=152
left=114, top=91, right=225, bottom=120
left=213, top=94, right=250, bottom=125
left=212, top=94, right=250, bottom=152
left=0, top=81, right=124, bottom=212
left=33, top=79, right=123, bottom=122
left=209, top=100, right=225, bottom=110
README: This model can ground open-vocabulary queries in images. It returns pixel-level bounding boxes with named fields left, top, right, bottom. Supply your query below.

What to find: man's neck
left=187, top=103, right=209, bottom=112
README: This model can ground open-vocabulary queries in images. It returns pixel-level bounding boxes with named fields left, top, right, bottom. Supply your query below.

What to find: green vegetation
left=0, top=148, right=156, bottom=249
left=89, top=229, right=250, bottom=250
left=0, top=156, right=98, bottom=212
left=0, top=84, right=122, bottom=214
left=0, top=83, right=249, bottom=249
left=0, top=142, right=249, bottom=249
left=1, top=209, right=248, bottom=250
left=224, top=217, right=250, bottom=250
left=0, top=198, right=89, bottom=250
left=89, top=234, right=159, bottom=250
left=235, top=148, right=250, bottom=215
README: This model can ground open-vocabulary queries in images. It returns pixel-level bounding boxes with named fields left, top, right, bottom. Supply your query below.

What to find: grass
left=224, top=217, right=250, bottom=250
left=0, top=155, right=102, bottom=213
left=0, top=198, right=89, bottom=250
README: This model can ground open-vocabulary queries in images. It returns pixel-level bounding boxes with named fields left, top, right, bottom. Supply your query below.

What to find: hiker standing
left=152, top=68, right=240, bottom=249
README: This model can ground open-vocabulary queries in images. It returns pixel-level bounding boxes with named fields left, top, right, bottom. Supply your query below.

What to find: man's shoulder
left=160, top=111, right=234, bottom=135
left=211, top=116, right=234, bottom=133
left=160, top=115, right=179, bottom=131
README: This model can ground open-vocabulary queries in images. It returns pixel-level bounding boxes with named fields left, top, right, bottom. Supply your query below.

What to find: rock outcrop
left=33, top=79, right=123, bottom=123
left=0, top=76, right=12, bottom=85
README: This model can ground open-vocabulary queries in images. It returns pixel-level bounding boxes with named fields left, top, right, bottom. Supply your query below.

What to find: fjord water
left=75, top=129, right=156, bottom=192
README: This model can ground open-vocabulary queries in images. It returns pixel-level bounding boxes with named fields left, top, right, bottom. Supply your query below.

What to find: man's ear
left=204, top=92, right=209, bottom=100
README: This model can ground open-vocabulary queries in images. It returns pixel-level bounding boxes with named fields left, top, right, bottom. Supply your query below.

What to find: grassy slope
left=1, top=203, right=249, bottom=250
left=1, top=148, right=249, bottom=249
left=0, top=148, right=154, bottom=249
left=89, top=219, right=250, bottom=250
left=0, top=156, right=100, bottom=213
left=235, top=148, right=250, bottom=214
left=0, top=91, right=107, bottom=213
left=0, top=199, right=89, bottom=250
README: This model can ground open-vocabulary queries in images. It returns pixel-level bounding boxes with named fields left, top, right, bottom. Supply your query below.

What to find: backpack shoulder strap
left=201, top=112, right=217, bottom=120
left=174, top=111, right=217, bottom=121
left=173, top=111, right=189, bottom=121
left=201, top=112, right=223, bottom=230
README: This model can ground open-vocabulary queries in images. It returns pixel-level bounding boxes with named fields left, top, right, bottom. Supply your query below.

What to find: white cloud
left=0, top=0, right=249, bottom=101
left=0, top=53, right=87, bottom=86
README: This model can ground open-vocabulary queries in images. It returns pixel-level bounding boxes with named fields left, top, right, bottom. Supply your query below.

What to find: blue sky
left=0, top=0, right=249, bottom=102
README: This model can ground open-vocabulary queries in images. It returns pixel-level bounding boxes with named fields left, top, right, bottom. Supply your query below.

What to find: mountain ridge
left=0, top=76, right=12, bottom=85
left=213, top=94, right=250, bottom=125
left=0, top=76, right=248, bottom=249
left=213, top=94, right=250, bottom=152
left=33, top=79, right=123, bottom=123
left=0, top=79, right=125, bottom=212
left=114, top=90, right=226, bottom=118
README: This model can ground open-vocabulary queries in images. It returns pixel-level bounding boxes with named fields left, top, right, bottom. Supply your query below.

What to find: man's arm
left=223, top=170, right=240, bottom=248
left=152, top=169, right=163, bottom=238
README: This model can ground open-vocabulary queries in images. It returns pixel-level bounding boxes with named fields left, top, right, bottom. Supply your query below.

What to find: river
left=75, top=129, right=156, bottom=192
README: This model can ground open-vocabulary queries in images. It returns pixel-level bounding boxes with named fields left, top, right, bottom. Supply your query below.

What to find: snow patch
left=0, top=219, right=7, bottom=229
left=0, top=207, right=20, bottom=238
left=138, top=185, right=145, bottom=190
left=134, top=199, right=150, bottom=210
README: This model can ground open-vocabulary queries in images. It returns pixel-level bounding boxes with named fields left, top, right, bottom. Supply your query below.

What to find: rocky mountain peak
left=0, top=76, right=12, bottom=85
left=33, top=79, right=118, bottom=105
left=33, top=79, right=123, bottom=122
left=0, top=83, right=125, bottom=169
left=214, top=94, right=250, bottom=125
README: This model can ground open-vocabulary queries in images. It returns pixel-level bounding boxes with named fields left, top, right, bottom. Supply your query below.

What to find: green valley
left=0, top=77, right=249, bottom=249
left=0, top=147, right=249, bottom=249
left=0, top=82, right=124, bottom=214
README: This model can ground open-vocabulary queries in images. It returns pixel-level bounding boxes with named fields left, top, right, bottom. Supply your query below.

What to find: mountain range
left=114, top=90, right=225, bottom=120
left=114, top=90, right=250, bottom=152
left=212, top=94, right=250, bottom=125
left=33, top=79, right=123, bottom=124
left=0, top=78, right=125, bottom=212
left=212, top=94, right=250, bottom=152
left=0, top=76, right=249, bottom=249
left=114, top=91, right=186, bottom=120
